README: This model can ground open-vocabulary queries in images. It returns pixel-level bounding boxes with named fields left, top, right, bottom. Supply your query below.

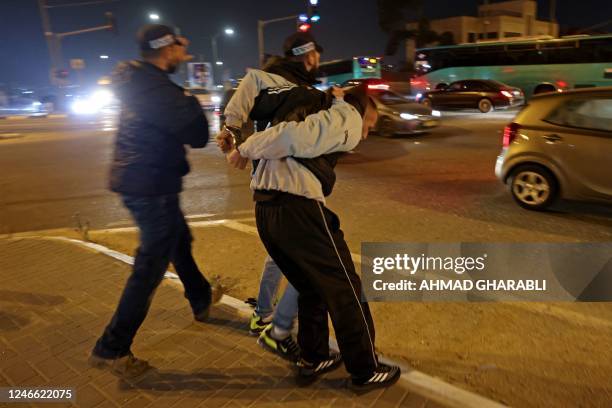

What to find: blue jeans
left=93, top=193, right=211, bottom=359
left=255, top=255, right=299, bottom=331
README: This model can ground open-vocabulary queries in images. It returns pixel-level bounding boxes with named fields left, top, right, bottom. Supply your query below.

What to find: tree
left=377, top=0, right=455, bottom=57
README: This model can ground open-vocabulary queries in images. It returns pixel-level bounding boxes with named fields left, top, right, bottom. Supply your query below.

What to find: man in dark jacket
left=89, top=25, right=218, bottom=379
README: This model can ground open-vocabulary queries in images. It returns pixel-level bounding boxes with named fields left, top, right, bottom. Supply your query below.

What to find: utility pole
left=38, top=0, right=60, bottom=75
left=37, top=0, right=117, bottom=85
left=257, top=15, right=299, bottom=67
left=549, top=0, right=557, bottom=37
left=549, top=0, right=556, bottom=23
left=480, top=0, right=490, bottom=42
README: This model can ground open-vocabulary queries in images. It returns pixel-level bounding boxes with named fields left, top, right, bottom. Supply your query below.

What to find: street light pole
left=257, top=15, right=299, bottom=67
left=209, top=28, right=234, bottom=86
left=211, top=35, right=219, bottom=67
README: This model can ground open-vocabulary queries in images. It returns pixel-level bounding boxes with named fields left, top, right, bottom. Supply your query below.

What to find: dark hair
left=344, top=84, right=375, bottom=117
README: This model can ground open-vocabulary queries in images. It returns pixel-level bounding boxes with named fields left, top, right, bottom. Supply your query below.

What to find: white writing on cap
left=149, top=34, right=175, bottom=50
left=292, top=41, right=315, bottom=56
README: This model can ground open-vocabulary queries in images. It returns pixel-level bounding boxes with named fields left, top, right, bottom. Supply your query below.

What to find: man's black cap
left=283, top=32, right=323, bottom=57
left=138, top=24, right=177, bottom=51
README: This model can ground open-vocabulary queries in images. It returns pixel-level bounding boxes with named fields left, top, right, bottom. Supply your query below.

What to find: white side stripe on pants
left=316, top=202, right=378, bottom=367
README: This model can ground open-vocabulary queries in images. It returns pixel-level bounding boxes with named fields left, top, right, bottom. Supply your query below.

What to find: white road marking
left=184, top=213, right=215, bottom=219
left=222, top=220, right=258, bottom=235
left=220, top=219, right=363, bottom=265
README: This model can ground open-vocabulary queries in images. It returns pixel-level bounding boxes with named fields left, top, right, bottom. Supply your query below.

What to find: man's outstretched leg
left=90, top=194, right=182, bottom=378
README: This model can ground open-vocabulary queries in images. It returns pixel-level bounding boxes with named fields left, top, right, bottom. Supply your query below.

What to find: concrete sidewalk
left=0, top=237, right=453, bottom=408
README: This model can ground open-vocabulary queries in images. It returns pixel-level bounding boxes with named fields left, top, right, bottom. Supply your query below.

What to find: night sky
left=0, top=0, right=608, bottom=89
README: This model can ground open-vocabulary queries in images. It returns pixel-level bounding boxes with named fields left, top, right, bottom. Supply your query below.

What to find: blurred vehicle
left=69, top=88, right=117, bottom=116
left=369, top=88, right=440, bottom=137
left=419, top=79, right=524, bottom=113
left=411, top=34, right=612, bottom=100
left=0, top=94, right=48, bottom=117
left=317, top=56, right=381, bottom=89
left=495, top=87, right=612, bottom=210
left=188, top=88, right=222, bottom=111
left=342, top=78, right=389, bottom=89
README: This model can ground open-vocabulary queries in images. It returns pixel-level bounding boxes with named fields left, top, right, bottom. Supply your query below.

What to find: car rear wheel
left=421, top=98, right=432, bottom=109
left=509, top=164, right=558, bottom=211
left=478, top=98, right=493, bottom=113
left=377, top=116, right=396, bottom=138
left=534, top=84, right=556, bottom=95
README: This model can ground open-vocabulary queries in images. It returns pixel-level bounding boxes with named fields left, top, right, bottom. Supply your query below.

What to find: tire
left=508, top=164, right=558, bottom=211
left=534, top=84, right=556, bottom=95
left=478, top=98, right=493, bottom=113
left=377, top=116, right=396, bottom=138
left=421, top=98, right=432, bottom=109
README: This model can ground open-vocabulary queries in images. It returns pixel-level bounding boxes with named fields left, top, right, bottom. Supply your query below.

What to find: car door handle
left=543, top=134, right=562, bottom=142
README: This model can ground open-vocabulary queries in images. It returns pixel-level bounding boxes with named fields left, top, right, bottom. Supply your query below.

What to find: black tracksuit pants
left=255, top=192, right=377, bottom=378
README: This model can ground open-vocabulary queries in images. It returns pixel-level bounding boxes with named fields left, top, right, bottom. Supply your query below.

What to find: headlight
left=400, top=113, right=418, bottom=120
left=71, top=99, right=99, bottom=115
left=91, top=90, right=114, bottom=107
left=432, top=110, right=441, bottom=117
left=211, top=95, right=222, bottom=104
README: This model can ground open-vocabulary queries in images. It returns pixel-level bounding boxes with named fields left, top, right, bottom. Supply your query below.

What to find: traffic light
left=298, top=22, right=311, bottom=32
left=297, top=0, right=320, bottom=31
left=105, top=12, right=117, bottom=34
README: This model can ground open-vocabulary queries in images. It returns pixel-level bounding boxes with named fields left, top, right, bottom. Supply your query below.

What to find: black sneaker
left=257, top=325, right=301, bottom=362
left=350, top=363, right=401, bottom=392
left=295, top=351, right=342, bottom=386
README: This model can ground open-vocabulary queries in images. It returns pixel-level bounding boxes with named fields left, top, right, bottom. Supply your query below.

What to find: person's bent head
left=138, top=24, right=191, bottom=74
left=283, top=32, right=323, bottom=72
left=344, top=84, right=378, bottom=140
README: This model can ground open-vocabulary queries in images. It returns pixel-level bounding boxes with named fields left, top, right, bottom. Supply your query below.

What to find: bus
left=411, top=34, right=612, bottom=99
left=317, top=56, right=382, bottom=89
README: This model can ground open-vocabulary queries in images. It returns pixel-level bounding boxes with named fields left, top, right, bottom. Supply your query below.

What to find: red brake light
left=503, top=122, right=520, bottom=147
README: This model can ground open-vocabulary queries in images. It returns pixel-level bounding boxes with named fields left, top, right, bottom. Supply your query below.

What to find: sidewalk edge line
left=33, top=235, right=507, bottom=408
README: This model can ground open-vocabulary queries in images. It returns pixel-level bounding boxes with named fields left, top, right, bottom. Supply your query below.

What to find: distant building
left=406, top=0, right=559, bottom=62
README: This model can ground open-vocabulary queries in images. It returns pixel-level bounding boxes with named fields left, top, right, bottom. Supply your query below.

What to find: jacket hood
left=264, top=58, right=319, bottom=87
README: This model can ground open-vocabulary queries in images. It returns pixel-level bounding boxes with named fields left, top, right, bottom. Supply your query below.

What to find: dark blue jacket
left=109, top=61, right=208, bottom=195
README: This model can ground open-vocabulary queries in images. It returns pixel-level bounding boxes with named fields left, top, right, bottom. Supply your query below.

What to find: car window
left=464, top=81, right=489, bottom=91
left=448, top=82, right=464, bottom=91
left=546, top=98, right=612, bottom=132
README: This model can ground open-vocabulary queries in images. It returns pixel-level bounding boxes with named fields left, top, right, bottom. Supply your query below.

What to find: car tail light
left=501, top=90, right=513, bottom=98
left=502, top=122, right=520, bottom=147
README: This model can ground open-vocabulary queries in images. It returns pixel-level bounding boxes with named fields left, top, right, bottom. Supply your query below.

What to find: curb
left=30, top=235, right=507, bottom=408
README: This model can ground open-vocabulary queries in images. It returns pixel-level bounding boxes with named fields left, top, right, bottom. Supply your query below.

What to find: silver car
left=495, top=87, right=612, bottom=210
left=370, top=89, right=440, bottom=137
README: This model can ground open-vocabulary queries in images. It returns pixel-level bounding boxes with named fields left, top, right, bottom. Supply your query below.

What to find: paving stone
left=0, top=238, right=442, bottom=408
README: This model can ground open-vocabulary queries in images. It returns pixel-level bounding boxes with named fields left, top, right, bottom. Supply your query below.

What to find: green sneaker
left=249, top=313, right=270, bottom=336
left=257, top=325, right=300, bottom=362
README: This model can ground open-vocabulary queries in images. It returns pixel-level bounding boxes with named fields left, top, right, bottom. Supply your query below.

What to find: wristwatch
left=224, top=125, right=244, bottom=147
